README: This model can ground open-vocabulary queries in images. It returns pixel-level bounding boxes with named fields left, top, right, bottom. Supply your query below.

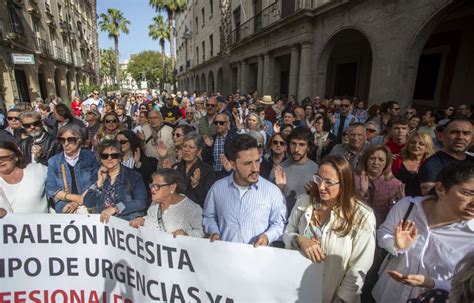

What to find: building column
left=297, top=42, right=313, bottom=101
left=240, top=60, right=248, bottom=94
left=263, top=52, right=273, bottom=95
left=257, top=55, right=264, bottom=95
left=288, top=45, right=300, bottom=98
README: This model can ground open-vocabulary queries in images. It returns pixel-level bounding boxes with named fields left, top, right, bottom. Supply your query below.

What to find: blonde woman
left=392, top=131, right=435, bottom=196
left=283, top=155, right=376, bottom=303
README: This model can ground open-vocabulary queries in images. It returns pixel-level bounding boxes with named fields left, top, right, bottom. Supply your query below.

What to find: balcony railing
left=33, top=37, right=53, bottom=56
left=231, top=2, right=280, bottom=44
left=54, top=46, right=65, bottom=61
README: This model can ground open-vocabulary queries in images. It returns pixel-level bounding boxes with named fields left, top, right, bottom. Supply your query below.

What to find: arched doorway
left=208, top=71, right=215, bottom=93
left=201, top=74, right=206, bottom=92
left=320, top=29, right=373, bottom=100
left=406, top=1, right=474, bottom=109
left=217, top=68, right=223, bottom=93
left=195, top=76, right=200, bottom=92
left=37, top=65, right=48, bottom=99
left=66, top=70, right=73, bottom=100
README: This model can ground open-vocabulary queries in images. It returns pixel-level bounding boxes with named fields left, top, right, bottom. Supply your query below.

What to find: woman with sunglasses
left=283, top=155, right=376, bottom=303
left=129, top=169, right=204, bottom=238
left=84, top=140, right=147, bottom=222
left=46, top=124, right=100, bottom=213
left=266, top=132, right=288, bottom=168
left=0, top=141, right=49, bottom=218
left=238, top=113, right=267, bottom=145
left=178, top=106, right=199, bottom=131
left=94, top=112, right=124, bottom=145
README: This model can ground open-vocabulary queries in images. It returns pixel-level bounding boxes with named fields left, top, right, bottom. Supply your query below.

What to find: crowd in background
left=0, top=89, right=473, bottom=303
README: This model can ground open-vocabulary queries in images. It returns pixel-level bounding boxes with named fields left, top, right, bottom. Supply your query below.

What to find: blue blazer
left=83, top=165, right=148, bottom=221
left=46, top=149, right=100, bottom=213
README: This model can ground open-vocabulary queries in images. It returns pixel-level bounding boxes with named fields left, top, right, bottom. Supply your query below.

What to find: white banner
left=0, top=214, right=322, bottom=303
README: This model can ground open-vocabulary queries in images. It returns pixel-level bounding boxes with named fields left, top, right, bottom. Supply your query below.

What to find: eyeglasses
left=105, top=119, right=117, bottom=124
left=99, top=153, right=121, bottom=160
left=7, top=116, right=20, bottom=121
left=272, top=140, right=286, bottom=146
left=0, top=154, right=15, bottom=162
left=22, top=120, right=43, bottom=129
left=249, top=108, right=256, bottom=111
left=207, top=103, right=217, bottom=108
left=313, top=175, right=340, bottom=188
left=173, top=133, right=183, bottom=137
left=186, top=112, right=194, bottom=115
left=406, top=111, right=415, bottom=114
left=341, top=104, right=350, bottom=108
left=213, top=120, right=227, bottom=126
left=149, top=183, right=171, bottom=191
left=366, top=128, right=376, bottom=133
left=58, top=137, right=78, bottom=145
left=118, top=140, right=129, bottom=145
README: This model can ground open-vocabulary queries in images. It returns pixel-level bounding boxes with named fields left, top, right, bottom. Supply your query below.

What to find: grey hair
left=449, top=252, right=474, bottom=303
left=58, top=123, right=86, bottom=144
left=94, top=140, right=123, bottom=160
left=245, top=113, right=263, bottom=131
left=246, top=130, right=264, bottom=145
left=20, top=111, right=42, bottom=121
left=365, top=120, right=381, bottom=134
left=183, top=132, right=205, bottom=150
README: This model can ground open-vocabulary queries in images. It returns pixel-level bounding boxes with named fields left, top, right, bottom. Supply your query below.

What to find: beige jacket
left=283, top=195, right=376, bottom=303
left=142, top=124, right=175, bottom=165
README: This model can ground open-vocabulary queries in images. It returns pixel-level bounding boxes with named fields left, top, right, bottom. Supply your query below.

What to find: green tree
left=148, top=15, right=170, bottom=85
left=149, top=0, right=187, bottom=92
left=99, top=48, right=117, bottom=87
left=98, top=8, right=130, bottom=85
left=126, top=50, right=172, bottom=88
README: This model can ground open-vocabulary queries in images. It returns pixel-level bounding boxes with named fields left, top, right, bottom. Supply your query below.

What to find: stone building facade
left=176, top=0, right=474, bottom=109
left=0, top=0, right=99, bottom=109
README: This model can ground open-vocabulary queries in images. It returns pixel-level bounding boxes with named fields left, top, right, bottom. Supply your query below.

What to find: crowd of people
left=0, top=90, right=473, bottom=303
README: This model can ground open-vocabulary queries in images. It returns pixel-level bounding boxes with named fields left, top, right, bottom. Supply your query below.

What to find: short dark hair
left=388, top=116, right=409, bottom=127
left=436, top=161, right=474, bottom=193
left=55, top=104, right=74, bottom=120
left=316, top=115, right=332, bottom=132
left=386, top=100, right=399, bottom=110
left=445, top=117, right=473, bottom=130
left=117, top=130, right=141, bottom=152
left=153, top=168, right=187, bottom=194
left=0, top=141, right=27, bottom=169
left=287, top=126, right=313, bottom=144
left=95, top=139, right=123, bottom=160
left=225, top=134, right=258, bottom=161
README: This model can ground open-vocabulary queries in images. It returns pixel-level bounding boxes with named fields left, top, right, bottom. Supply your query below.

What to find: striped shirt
left=203, top=173, right=287, bottom=244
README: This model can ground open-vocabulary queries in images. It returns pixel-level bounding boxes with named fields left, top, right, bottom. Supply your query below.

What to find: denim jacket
left=83, top=165, right=148, bottom=221
left=46, top=149, right=100, bottom=213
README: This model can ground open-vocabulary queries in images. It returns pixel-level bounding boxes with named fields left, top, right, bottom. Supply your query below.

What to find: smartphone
left=402, top=202, right=415, bottom=224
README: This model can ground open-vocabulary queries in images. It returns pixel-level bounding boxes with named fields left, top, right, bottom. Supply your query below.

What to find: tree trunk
left=114, top=36, right=120, bottom=86
left=168, top=12, right=175, bottom=93
left=161, top=40, right=166, bottom=89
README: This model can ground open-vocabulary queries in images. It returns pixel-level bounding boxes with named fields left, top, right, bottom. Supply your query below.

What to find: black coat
left=175, top=158, right=216, bottom=208
left=19, top=132, right=59, bottom=166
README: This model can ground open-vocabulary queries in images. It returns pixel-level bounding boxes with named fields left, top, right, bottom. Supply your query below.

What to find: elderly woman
left=178, top=106, right=199, bottom=130
left=115, top=104, right=132, bottom=129
left=0, top=141, right=49, bottom=217
left=94, top=112, right=124, bottom=144
left=392, top=132, right=435, bottom=197
left=46, top=124, right=100, bottom=213
left=83, top=140, right=147, bottom=222
left=238, top=113, right=267, bottom=145
left=116, top=130, right=158, bottom=189
left=173, top=133, right=216, bottom=208
left=283, top=155, right=376, bottom=303
left=310, top=115, right=336, bottom=164
left=129, top=169, right=204, bottom=238
left=355, top=145, right=404, bottom=226
left=372, top=162, right=474, bottom=302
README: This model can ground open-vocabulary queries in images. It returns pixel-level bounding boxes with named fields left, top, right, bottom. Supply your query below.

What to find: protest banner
left=0, top=214, right=322, bottom=303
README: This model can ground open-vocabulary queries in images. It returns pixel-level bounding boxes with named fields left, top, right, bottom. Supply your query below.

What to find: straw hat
left=260, top=95, right=274, bottom=105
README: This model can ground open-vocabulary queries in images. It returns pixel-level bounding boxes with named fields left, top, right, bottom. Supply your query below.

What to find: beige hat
left=260, top=95, right=274, bottom=105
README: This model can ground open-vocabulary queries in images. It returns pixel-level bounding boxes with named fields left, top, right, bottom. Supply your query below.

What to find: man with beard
left=270, top=127, right=318, bottom=214
left=203, top=134, right=287, bottom=246
left=19, top=111, right=59, bottom=165
left=418, top=118, right=473, bottom=195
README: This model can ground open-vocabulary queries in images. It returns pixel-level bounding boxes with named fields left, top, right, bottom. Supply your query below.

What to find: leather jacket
left=19, top=132, right=59, bottom=166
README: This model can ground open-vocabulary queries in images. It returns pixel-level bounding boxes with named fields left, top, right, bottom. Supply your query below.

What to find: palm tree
left=148, top=15, right=170, bottom=85
left=99, top=48, right=117, bottom=87
left=98, top=8, right=130, bottom=85
left=149, top=0, right=187, bottom=92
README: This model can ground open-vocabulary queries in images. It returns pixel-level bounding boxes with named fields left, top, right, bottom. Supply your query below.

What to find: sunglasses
left=58, top=137, right=78, bottom=145
left=186, top=112, right=194, bottom=115
left=149, top=183, right=171, bottom=191
left=406, top=111, right=415, bottom=114
left=249, top=108, right=256, bottom=111
left=105, top=119, right=117, bottom=124
left=173, top=133, right=183, bottom=137
left=213, top=120, right=227, bottom=126
left=139, top=107, right=147, bottom=110
left=366, top=129, right=376, bottom=133
left=0, top=154, right=15, bottom=162
left=99, top=153, right=121, bottom=160
left=272, top=140, right=286, bottom=146
left=118, top=140, right=129, bottom=145
left=7, top=116, right=20, bottom=121
left=341, top=104, right=350, bottom=108
left=22, top=120, right=43, bottom=129
left=207, top=104, right=217, bottom=108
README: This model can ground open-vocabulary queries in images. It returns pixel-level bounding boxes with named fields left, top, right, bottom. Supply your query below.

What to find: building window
left=202, top=41, right=205, bottom=61
left=195, top=17, right=198, bottom=34
left=209, top=34, right=213, bottom=57
left=7, top=4, right=25, bottom=35
left=201, top=8, right=205, bottom=27
left=196, top=47, right=199, bottom=64
left=233, top=7, right=241, bottom=42
left=209, top=0, right=213, bottom=16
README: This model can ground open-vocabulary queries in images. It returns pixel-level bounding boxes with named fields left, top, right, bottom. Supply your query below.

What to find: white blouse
left=283, top=194, right=376, bottom=303
left=0, top=163, right=49, bottom=213
left=372, top=196, right=474, bottom=302
left=144, top=195, right=204, bottom=238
